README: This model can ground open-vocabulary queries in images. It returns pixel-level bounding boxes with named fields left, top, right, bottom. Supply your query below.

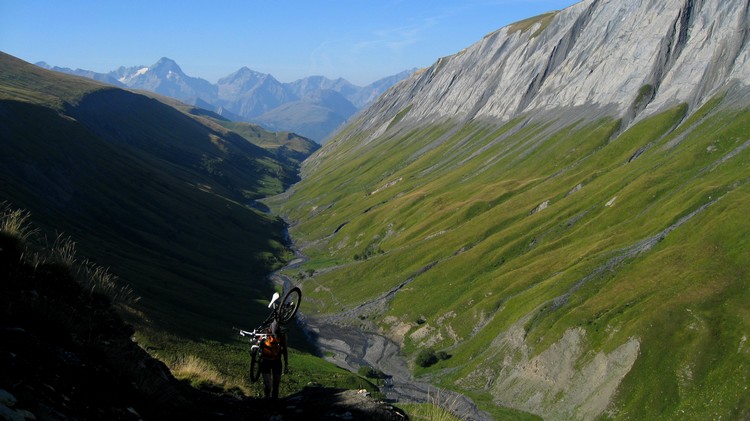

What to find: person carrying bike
left=238, top=287, right=300, bottom=397
left=260, top=320, right=288, bottom=399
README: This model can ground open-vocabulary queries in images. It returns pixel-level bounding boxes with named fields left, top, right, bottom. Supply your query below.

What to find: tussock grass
left=0, top=205, right=37, bottom=243
left=403, top=389, right=463, bottom=421
left=168, top=354, right=248, bottom=393
left=75, top=259, right=140, bottom=305
left=0, top=203, right=139, bottom=305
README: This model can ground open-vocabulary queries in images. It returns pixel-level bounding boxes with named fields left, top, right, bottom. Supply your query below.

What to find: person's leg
left=261, top=364, right=273, bottom=398
left=271, top=360, right=282, bottom=399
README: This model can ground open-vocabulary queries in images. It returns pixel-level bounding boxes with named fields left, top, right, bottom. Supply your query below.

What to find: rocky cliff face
left=350, top=0, right=749, bottom=139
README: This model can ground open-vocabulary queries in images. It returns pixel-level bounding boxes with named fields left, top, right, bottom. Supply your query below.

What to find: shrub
left=416, top=349, right=438, bottom=368
left=358, top=365, right=386, bottom=379
left=416, top=349, right=451, bottom=368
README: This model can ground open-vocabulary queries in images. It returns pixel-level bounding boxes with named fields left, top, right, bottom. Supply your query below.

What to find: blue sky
left=1, top=0, right=579, bottom=86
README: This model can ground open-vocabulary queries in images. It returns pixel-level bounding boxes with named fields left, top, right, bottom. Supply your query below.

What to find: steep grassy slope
left=270, top=90, right=750, bottom=418
left=212, top=119, right=320, bottom=168
left=0, top=52, right=296, bottom=340
left=142, top=95, right=321, bottom=170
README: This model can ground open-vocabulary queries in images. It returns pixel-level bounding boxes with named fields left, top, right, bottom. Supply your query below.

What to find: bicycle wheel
left=277, top=287, right=302, bottom=323
left=249, top=347, right=262, bottom=383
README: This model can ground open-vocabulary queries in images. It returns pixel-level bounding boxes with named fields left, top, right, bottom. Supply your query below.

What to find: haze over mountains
left=36, top=58, right=415, bottom=143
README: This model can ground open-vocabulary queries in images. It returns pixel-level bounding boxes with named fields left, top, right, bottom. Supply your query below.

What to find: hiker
left=260, top=320, right=288, bottom=399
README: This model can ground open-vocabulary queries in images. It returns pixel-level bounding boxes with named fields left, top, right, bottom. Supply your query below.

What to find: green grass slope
left=0, top=51, right=298, bottom=340
left=212, top=119, right=320, bottom=168
left=270, top=92, right=750, bottom=419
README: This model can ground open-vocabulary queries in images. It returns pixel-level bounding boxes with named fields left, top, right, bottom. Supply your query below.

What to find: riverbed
left=269, top=244, right=492, bottom=421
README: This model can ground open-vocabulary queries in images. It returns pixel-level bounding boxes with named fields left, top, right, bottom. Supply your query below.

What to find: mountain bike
left=236, top=286, right=302, bottom=382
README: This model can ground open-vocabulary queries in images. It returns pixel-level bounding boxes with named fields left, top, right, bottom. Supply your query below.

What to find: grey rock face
left=357, top=0, right=749, bottom=133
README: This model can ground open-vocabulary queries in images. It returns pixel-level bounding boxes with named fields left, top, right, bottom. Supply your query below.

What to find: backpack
left=262, top=335, right=282, bottom=359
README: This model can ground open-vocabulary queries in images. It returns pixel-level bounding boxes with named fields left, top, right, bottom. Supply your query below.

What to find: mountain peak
left=150, top=57, right=184, bottom=76
left=154, top=57, right=178, bottom=66
left=218, top=66, right=270, bottom=85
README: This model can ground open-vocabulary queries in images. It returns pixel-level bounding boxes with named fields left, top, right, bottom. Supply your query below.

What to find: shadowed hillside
left=0, top=51, right=307, bottom=340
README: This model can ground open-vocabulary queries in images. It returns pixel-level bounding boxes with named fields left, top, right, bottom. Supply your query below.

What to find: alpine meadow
left=2, top=0, right=750, bottom=419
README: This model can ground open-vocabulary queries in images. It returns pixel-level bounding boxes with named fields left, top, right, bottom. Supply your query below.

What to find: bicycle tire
left=277, top=287, right=302, bottom=323
left=249, top=347, right=262, bottom=383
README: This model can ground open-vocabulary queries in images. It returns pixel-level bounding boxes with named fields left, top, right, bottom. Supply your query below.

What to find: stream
left=269, top=237, right=493, bottom=421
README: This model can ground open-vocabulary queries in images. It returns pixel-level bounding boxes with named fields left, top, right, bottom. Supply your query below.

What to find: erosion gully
left=269, top=238, right=492, bottom=421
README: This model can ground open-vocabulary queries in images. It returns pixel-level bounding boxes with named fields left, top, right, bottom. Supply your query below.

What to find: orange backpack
left=262, top=335, right=282, bottom=359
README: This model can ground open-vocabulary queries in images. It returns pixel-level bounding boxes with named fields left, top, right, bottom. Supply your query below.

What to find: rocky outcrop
left=459, top=320, right=640, bottom=420
left=348, top=0, right=750, bottom=140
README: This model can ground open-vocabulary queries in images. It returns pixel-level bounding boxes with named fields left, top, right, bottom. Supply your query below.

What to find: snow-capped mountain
left=36, top=58, right=414, bottom=142
left=114, top=57, right=218, bottom=104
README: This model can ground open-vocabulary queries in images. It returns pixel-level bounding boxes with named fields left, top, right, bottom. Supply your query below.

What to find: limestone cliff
left=337, top=0, right=749, bottom=148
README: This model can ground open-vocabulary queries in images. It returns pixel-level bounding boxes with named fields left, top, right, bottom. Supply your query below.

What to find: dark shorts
left=260, top=358, right=282, bottom=373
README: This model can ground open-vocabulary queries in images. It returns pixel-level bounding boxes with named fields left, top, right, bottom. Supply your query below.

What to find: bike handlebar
left=236, top=327, right=271, bottom=340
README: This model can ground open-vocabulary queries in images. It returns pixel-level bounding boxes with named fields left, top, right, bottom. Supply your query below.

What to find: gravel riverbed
left=269, top=249, right=492, bottom=421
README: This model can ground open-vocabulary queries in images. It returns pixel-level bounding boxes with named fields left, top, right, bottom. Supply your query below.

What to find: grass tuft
left=168, top=354, right=248, bottom=393
left=0, top=203, right=37, bottom=243
left=404, top=389, right=464, bottom=421
left=0, top=204, right=139, bottom=305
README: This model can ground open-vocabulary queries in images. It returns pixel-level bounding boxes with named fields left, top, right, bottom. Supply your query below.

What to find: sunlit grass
left=272, top=95, right=750, bottom=419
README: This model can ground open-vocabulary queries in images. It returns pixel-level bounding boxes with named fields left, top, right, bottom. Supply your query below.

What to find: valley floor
left=269, top=240, right=496, bottom=421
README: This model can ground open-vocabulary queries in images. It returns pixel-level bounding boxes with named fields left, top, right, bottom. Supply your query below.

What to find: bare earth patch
left=458, top=316, right=640, bottom=419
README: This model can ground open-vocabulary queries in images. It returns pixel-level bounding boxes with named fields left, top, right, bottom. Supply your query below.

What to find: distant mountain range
left=35, top=58, right=415, bottom=143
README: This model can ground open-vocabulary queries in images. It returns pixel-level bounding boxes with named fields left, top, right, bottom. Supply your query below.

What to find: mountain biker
left=260, top=320, right=288, bottom=399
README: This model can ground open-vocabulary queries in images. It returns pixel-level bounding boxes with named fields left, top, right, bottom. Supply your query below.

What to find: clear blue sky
left=1, top=0, right=578, bottom=86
